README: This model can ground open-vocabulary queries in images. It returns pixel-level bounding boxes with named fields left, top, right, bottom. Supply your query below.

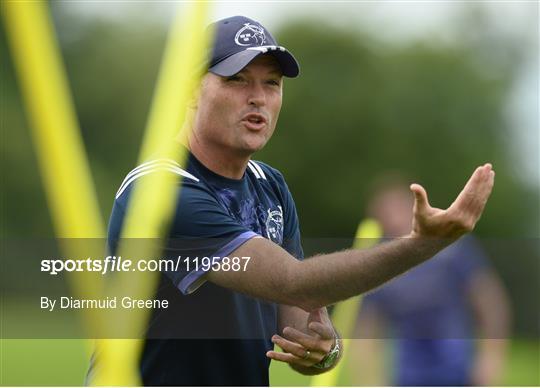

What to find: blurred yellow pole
left=138, top=4, right=210, bottom=164
left=310, top=219, right=382, bottom=386
left=1, top=0, right=105, bottom=347
left=1, top=1, right=104, bottom=239
left=2, top=0, right=212, bottom=385
left=91, top=2, right=212, bottom=386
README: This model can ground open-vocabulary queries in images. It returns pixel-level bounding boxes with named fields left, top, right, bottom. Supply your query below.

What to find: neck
left=188, top=137, right=249, bottom=180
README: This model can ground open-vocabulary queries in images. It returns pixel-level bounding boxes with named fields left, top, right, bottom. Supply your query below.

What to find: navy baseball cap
left=207, top=16, right=300, bottom=78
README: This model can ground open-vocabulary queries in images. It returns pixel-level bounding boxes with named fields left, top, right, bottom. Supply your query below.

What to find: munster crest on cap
left=234, top=23, right=267, bottom=46
left=208, top=16, right=300, bottom=77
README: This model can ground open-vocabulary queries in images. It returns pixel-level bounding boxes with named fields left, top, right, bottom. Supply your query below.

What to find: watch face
left=323, top=350, right=338, bottom=367
left=314, top=339, right=340, bottom=369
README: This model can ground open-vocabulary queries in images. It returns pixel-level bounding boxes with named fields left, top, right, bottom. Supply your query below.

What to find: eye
left=267, top=79, right=281, bottom=87
left=226, top=75, right=244, bottom=83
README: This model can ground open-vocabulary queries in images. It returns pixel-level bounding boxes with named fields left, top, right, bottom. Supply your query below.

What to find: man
left=98, top=16, right=495, bottom=385
left=353, top=176, right=510, bottom=386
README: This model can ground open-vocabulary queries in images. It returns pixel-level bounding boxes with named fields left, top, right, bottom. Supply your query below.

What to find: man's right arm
left=209, top=231, right=448, bottom=310
left=207, top=164, right=495, bottom=311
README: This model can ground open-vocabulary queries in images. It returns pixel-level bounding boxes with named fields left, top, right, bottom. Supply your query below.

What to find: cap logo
left=234, top=23, right=266, bottom=46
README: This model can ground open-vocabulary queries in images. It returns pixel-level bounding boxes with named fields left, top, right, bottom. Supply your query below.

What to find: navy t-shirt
left=361, top=236, right=488, bottom=386
left=101, top=151, right=303, bottom=386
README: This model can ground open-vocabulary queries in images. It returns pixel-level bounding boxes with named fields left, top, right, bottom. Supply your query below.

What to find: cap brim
left=209, top=48, right=300, bottom=78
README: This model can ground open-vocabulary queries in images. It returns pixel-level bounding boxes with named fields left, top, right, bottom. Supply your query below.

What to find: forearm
left=470, top=270, right=512, bottom=339
left=472, top=339, right=509, bottom=385
left=209, top=236, right=450, bottom=311
left=477, top=338, right=508, bottom=359
left=291, top=236, right=449, bottom=310
left=469, top=270, right=512, bottom=385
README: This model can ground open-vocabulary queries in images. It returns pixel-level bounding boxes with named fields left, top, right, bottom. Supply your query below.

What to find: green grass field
left=1, top=296, right=538, bottom=386
left=1, top=338, right=538, bottom=386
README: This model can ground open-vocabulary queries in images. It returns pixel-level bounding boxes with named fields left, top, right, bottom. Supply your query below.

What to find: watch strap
left=312, top=333, right=340, bottom=369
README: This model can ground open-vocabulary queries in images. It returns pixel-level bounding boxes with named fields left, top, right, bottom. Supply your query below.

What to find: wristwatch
left=313, top=334, right=341, bottom=369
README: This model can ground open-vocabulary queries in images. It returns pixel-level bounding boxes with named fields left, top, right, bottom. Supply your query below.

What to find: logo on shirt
left=234, top=23, right=267, bottom=46
left=265, top=206, right=283, bottom=244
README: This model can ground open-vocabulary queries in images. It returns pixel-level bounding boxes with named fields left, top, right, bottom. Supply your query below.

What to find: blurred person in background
left=353, top=174, right=511, bottom=386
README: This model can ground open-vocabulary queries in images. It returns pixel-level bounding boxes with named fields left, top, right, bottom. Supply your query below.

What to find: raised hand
left=410, top=163, right=495, bottom=239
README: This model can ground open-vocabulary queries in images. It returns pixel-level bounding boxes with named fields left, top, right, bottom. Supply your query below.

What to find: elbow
left=297, top=300, right=327, bottom=312
left=295, top=294, right=328, bottom=312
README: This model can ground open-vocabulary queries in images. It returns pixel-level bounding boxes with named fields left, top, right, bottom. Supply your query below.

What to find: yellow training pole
left=90, top=2, right=212, bottom=386
left=310, top=218, right=382, bottom=386
left=2, top=0, right=106, bottom=344
left=1, top=1, right=104, bottom=238
left=138, top=3, right=211, bottom=164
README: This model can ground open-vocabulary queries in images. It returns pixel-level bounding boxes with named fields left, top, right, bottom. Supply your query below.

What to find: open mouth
left=241, top=113, right=267, bottom=130
left=247, top=116, right=264, bottom=124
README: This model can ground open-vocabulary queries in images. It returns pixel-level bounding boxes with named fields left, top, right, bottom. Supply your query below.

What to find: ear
left=187, top=86, right=201, bottom=110
left=184, top=72, right=205, bottom=111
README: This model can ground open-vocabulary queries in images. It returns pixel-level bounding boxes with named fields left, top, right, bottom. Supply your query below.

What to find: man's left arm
left=468, top=268, right=511, bottom=385
left=267, top=169, right=341, bottom=374
left=267, top=305, right=343, bottom=375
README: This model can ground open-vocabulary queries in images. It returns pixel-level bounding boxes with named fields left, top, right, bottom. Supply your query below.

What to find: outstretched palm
left=410, top=163, right=495, bottom=239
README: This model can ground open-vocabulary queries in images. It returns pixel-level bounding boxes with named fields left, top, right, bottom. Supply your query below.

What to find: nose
left=247, top=81, right=266, bottom=108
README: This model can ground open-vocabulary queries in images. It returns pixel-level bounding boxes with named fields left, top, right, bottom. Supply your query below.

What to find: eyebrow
left=239, top=66, right=283, bottom=77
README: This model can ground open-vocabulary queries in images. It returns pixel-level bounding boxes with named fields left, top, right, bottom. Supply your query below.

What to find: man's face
left=192, top=54, right=283, bottom=157
left=372, top=188, right=414, bottom=237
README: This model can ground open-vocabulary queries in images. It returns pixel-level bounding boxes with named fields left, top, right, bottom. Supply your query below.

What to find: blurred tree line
left=0, top=6, right=537, bottom=335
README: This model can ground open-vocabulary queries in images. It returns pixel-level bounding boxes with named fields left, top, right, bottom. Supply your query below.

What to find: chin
left=240, top=136, right=270, bottom=154
left=238, top=144, right=265, bottom=156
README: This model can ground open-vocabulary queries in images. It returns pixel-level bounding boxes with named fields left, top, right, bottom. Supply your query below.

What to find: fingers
left=271, top=334, right=310, bottom=359
left=410, top=164, right=495, bottom=239
left=450, top=163, right=495, bottom=227
left=308, top=321, right=335, bottom=340
left=266, top=350, right=312, bottom=367
left=456, top=164, right=492, bottom=204
left=282, top=326, right=333, bottom=354
left=282, top=326, right=321, bottom=350
left=269, top=333, right=324, bottom=367
left=268, top=323, right=336, bottom=367
left=307, top=308, right=333, bottom=337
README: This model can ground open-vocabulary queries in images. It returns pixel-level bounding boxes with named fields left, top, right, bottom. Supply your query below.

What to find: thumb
left=410, top=183, right=430, bottom=211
